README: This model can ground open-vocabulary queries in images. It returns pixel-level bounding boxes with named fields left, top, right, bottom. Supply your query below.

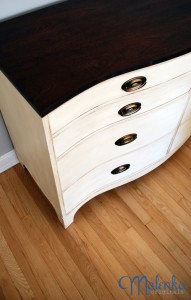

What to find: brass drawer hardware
left=111, top=164, right=130, bottom=175
left=122, top=76, right=147, bottom=92
left=118, top=102, right=141, bottom=116
left=115, top=133, right=137, bottom=146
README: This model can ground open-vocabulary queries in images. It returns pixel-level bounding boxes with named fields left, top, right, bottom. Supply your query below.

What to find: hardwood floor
left=0, top=138, right=191, bottom=300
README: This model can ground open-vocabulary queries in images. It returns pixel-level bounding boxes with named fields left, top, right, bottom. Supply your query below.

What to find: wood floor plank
left=0, top=256, right=21, bottom=300
left=153, top=163, right=191, bottom=201
left=0, top=172, right=28, bottom=219
left=80, top=204, right=151, bottom=299
left=125, top=228, right=190, bottom=300
left=87, top=193, right=131, bottom=237
left=146, top=201, right=191, bottom=261
left=0, top=229, right=34, bottom=299
left=118, top=180, right=191, bottom=261
left=89, top=196, right=163, bottom=300
left=166, top=154, right=191, bottom=179
left=57, top=225, right=116, bottom=300
left=124, top=228, right=180, bottom=300
left=22, top=214, right=83, bottom=300
left=114, top=187, right=191, bottom=288
left=0, top=208, right=46, bottom=300
left=178, top=197, right=191, bottom=217
left=181, top=141, right=191, bottom=159
left=147, top=220, right=191, bottom=277
left=96, top=188, right=151, bottom=226
left=124, top=177, right=191, bottom=248
left=0, top=184, right=67, bottom=300
left=74, top=212, right=138, bottom=300
left=173, top=147, right=191, bottom=173
left=149, top=168, right=183, bottom=203
left=140, top=175, right=191, bottom=243
left=70, top=222, right=131, bottom=300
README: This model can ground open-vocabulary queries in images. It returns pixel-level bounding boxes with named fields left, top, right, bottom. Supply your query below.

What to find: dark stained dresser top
left=0, top=0, right=191, bottom=117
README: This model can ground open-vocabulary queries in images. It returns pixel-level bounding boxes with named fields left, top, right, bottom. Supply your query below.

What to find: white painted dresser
left=0, top=0, right=191, bottom=227
left=1, top=53, right=191, bottom=227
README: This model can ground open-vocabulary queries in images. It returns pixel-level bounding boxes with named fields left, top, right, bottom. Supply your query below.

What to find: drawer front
left=48, top=53, right=191, bottom=134
left=53, top=73, right=191, bottom=157
left=57, top=93, right=188, bottom=191
left=63, top=133, right=173, bottom=213
left=169, top=119, right=191, bottom=153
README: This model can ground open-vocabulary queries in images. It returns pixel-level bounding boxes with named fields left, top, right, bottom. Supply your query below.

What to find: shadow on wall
left=0, top=113, right=13, bottom=157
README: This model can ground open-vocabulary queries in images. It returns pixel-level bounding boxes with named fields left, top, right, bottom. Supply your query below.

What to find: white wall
left=0, top=0, right=64, bottom=21
left=0, top=0, right=64, bottom=157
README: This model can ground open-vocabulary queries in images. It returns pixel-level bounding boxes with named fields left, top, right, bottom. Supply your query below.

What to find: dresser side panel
left=0, top=72, right=61, bottom=214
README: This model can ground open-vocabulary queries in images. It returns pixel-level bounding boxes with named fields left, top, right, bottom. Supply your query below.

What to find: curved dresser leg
left=57, top=211, right=75, bottom=228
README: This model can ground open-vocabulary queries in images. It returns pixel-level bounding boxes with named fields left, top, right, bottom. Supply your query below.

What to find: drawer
left=53, top=73, right=191, bottom=157
left=57, top=93, right=188, bottom=191
left=48, top=52, right=191, bottom=134
left=169, top=119, right=191, bottom=153
left=63, top=132, right=173, bottom=213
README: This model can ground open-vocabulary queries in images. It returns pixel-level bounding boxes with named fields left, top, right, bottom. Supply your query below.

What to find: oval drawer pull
left=115, top=133, right=137, bottom=146
left=118, top=102, right=141, bottom=117
left=122, top=76, right=147, bottom=92
left=111, top=164, right=130, bottom=175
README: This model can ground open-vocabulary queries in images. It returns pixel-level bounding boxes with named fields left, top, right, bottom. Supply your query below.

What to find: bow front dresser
left=0, top=0, right=191, bottom=227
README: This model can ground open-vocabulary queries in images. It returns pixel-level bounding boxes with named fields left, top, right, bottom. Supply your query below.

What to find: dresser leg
left=15, top=152, right=26, bottom=169
left=57, top=211, right=75, bottom=228
left=20, top=162, right=26, bottom=169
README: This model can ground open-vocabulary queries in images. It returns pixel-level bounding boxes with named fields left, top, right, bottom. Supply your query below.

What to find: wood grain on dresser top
left=0, top=0, right=191, bottom=116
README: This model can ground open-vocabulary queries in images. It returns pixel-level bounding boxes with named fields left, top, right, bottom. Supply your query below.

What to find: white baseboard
left=0, top=150, right=19, bottom=174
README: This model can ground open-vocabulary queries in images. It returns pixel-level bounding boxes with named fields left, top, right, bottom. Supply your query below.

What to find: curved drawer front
left=63, top=133, right=174, bottom=213
left=48, top=52, right=191, bottom=134
left=53, top=72, right=191, bottom=157
left=57, top=93, right=188, bottom=191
